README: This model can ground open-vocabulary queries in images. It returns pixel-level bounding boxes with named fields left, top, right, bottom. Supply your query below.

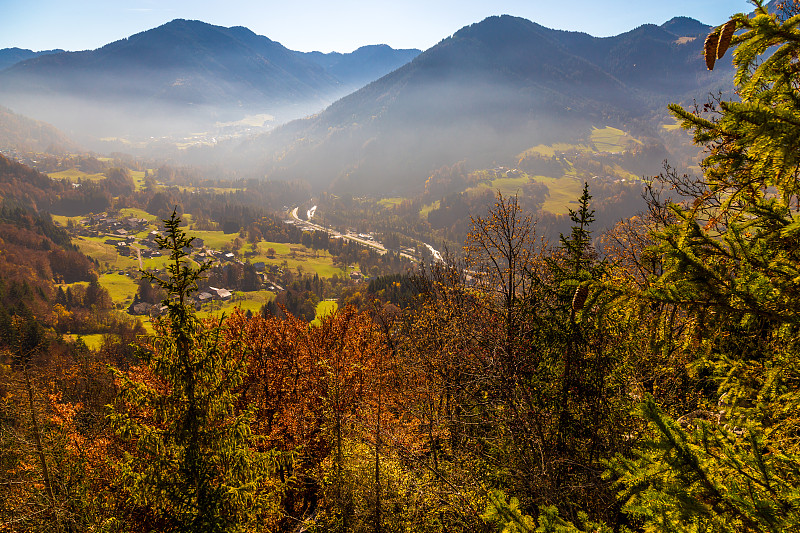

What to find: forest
left=2, top=2, right=800, bottom=532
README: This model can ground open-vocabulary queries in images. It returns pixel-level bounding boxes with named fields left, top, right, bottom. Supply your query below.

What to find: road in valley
left=289, top=207, right=428, bottom=262
left=290, top=207, right=388, bottom=253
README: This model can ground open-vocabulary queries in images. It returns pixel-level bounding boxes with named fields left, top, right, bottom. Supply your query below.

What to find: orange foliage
left=226, top=306, right=390, bottom=459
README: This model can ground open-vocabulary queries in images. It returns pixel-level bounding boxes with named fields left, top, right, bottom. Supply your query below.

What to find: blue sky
left=2, top=0, right=753, bottom=53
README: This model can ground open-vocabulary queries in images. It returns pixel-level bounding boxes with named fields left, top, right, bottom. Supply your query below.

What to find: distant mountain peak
left=219, top=10, right=737, bottom=194
left=0, top=47, right=63, bottom=71
left=0, top=20, right=421, bottom=145
left=661, top=16, right=710, bottom=37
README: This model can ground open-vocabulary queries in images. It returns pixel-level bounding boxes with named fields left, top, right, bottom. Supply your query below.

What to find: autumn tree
left=464, top=191, right=536, bottom=378
left=466, top=183, right=633, bottom=525
left=228, top=302, right=416, bottom=533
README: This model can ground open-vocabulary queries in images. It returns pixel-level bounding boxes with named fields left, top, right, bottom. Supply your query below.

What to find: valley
left=3, top=2, right=791, bottom=532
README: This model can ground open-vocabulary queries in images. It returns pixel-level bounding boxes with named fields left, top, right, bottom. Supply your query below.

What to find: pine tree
left=107, top=210, right=281, bottom=532
left=559, top=182, right=596, bottom=277
left=611, top=2, right=800, bottom=531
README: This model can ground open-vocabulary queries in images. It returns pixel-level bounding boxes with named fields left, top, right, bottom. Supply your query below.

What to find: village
left=74, top=212, right=292, bottom=318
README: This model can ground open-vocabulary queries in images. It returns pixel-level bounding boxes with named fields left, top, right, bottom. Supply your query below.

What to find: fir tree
left=611, top=2, right=800, bottom=531
left=559, top=182, right=596, bottom=277
left=108, top=210, right=281, bottom=532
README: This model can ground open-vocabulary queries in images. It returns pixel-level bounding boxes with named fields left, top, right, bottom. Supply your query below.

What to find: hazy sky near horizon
left=3, top=0, right=754, bottom=53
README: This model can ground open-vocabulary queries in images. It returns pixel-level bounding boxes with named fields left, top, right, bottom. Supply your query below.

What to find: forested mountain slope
left=213, top=14, right=735, bottom=193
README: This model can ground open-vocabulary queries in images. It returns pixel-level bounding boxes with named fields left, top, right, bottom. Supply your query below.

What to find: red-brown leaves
left=226, top=306, right=389, bottom=460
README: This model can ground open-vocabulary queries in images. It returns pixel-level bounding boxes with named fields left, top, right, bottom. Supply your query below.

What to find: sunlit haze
left=4, top=0, right=753, bottom=53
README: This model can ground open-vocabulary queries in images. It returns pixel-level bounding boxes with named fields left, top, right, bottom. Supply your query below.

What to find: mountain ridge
left=0, top=48, right=63, bottom=72
left=205, top=13, right=733, bottom=194
left=0, top=19, right=422, bottom=144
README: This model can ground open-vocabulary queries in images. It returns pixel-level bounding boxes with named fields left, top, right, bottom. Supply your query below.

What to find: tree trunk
left=24, top=365, right=55, bottom=505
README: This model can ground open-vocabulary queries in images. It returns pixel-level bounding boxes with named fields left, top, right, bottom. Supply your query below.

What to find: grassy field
left=534, top=176, right=585, bottom=215
left=74, top=236, right=136, bottom=270
left=478, top=175, right=532, bottom=195
left=52, top=208, right=159, bottom=228
left=518, top=142, right=591, bottom=159
left=248, top=242, right=342, bottom=274
left=316, top=300, right=338, bottom=318
left=605, top=163, right=640, bottom=181
left=277, top=251, right=346, bottom=278
left=378, top=197, right=406, bottom=208
left=118, top=207, right=159, bottom=223
left=51, top=214, right=84, bottom=226
left=130, top=170, right=146, bottom=191
left=590, top=126, right=641, bottom=152
left=48, top=169, right=107, bottom=182
left=230, top=290, right=276, bottom=315
left=64, top=333, right=106, bottom=350
left=57, top=281, right=89, bottom=292
left=517, top=126, right=640, bottom=160
left=187, top=230, right=239, bottom=250
left=98, top=272, right=139, bottom=307
left=468, top=172, right=583, bottom=215
left=312, top=300, right=338, bottom=326
left=194, top=290, right=276, bottom=320
left=254, top=241, right=292, bottom=256
left=74, top=235, right=175, bottom=272
left=419, top=200, right=440, bottom=219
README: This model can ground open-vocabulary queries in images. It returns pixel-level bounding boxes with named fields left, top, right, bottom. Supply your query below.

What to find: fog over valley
left=0, top=8, right=741, bottom=245
left=0, top=19, right=420, bottom=150
left=5, top=2, right=800, bottom=532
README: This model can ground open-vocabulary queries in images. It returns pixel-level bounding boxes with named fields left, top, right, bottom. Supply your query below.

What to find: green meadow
left=474, top=174, right=531, bottom=196
left=378, top=197, right=405, bottom=208
left=98, top=272, right=139, bottom=307
left=316, top=300, right=338, bottom=319
left=590, top=126, right=640, bottom=152
left=48, top=169, right=107, bottom=182
left=187, top=230, right=239, bottom=250
left=517, top=142, right=591, bottom=159
left=535, top=176, right=584, bottom=214
left=118, top=207, right=160, bottom=223
left=50, top=214, right=84, bottom=226
left=312, top=300, right=338, bottom=326
left=194, top=290, right=276, bottom=320
left=130, top=170, right=146, bottom=191
left=419, top=200, right=440, bottom=219
left=74, top=236, right=174, bottom=272
left=63, top=333, right=106, bottom=350
left=464, top=170, right=582, bottom=215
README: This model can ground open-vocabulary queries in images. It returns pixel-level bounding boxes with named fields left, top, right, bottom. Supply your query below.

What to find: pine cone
left=705, top=31, right=720, bottom=70
left=717, top=20, right=736, bottom=60
left=572, top=285, right=589, bottom=312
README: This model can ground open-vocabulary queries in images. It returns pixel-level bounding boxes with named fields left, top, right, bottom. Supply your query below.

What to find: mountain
left=303, top=45, right=421, bottom=92
left=0, top=105, right=78, bottom=153
left=546, top=20, right=727, bottom=101
left=660, top=16, right=711, bottom=37
left=0, top=20, right=419, bottom=142
left=211, top=14, right=733, bottom=194
left=0, top=48, right=63, bottom=72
